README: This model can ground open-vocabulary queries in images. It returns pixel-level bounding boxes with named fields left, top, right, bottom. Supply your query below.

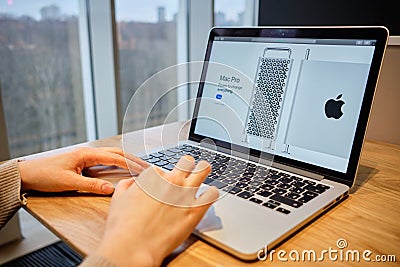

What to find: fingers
left=78, top=148, right=146, bottom=175
left=126, top=159, right=145, bottom=175
left=187, top=187, right=219, bottom=227
left=195, top=186, right=219, bottom=206
left=113, top=178, right=135, bottom=199
left=167, top=156, right=195, bottom=179
left=69, top=174, right=116, bottom=195
left=185, top=160, right=211, bottom=187
left=126, top=154, right=150, bottom=169
left=95, top=147, right=150, bottom=169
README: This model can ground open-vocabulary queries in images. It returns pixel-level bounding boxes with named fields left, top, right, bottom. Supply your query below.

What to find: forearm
left=79, top=254, right=119, bottom=267
left=0, top=160, right=25, bottom=230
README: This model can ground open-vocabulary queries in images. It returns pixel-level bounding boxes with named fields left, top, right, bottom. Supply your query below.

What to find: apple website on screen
left=194, top=36, right=376, bottom=172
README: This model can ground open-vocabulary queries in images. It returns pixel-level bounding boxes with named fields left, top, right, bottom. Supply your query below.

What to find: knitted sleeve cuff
left=0, top=160, right=24, bottom=229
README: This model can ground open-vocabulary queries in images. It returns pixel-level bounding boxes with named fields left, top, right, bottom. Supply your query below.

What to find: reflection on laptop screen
left=194, top=36, right=376, bottom=173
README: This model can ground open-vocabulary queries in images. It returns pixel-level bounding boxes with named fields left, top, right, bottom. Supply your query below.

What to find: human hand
left=18, top=147, right=149, bottom=194
left=95, top=156, right=219, bottom=267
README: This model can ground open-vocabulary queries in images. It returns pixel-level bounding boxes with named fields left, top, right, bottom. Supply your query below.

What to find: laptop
left=136, top=26, right=388, bottom=260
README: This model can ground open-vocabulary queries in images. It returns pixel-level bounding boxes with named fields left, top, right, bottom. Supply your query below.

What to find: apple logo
left=325, top=94, right=345, bottom=119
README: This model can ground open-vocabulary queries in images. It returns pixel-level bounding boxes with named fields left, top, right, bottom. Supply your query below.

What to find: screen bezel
left=188, top=27, right=388, bottom=187
left=257, top=0, right=399, bottom=45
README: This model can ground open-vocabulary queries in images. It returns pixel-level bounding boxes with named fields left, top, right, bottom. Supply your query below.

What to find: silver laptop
left=137, top=26, right=388, bottom=260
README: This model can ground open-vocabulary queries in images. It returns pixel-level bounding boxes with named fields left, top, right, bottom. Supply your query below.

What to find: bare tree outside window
left=0, top=1, right=86, bottom=157
left=114, top=0, right=178, bottom=131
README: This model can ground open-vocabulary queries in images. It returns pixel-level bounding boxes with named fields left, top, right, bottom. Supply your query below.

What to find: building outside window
left=214, top=0, right=250, bottom=26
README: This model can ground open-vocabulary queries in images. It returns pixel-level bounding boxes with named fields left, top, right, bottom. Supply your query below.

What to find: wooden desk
left=24, top=122, right=400, bottom=266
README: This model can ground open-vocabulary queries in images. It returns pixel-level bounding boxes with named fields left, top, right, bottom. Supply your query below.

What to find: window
left=214, top=0, right=255, bottom=26
left=114, top=0, right=179, bottom=131
left=0, top=0, right=86, bottom=157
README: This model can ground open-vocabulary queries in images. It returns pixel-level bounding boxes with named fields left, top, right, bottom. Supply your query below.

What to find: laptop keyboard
left=140, top=144, right=331, bottom=215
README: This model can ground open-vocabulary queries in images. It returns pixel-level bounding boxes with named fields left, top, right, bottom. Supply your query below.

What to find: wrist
left=95, top=238, right=160, bottom=267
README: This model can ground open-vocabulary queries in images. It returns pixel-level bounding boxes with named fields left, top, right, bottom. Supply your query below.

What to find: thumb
left=71, top=174, right=115, bottom=195
left=112, top=178, right=135, bottom=200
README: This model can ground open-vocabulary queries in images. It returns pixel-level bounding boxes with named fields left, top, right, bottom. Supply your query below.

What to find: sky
left=0, top=0, right=79, bottom=19
left=0, top=0, right=245, bottom=22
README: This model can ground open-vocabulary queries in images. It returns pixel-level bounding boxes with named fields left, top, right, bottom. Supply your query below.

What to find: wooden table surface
left=24, top=122, right=400, bottom=266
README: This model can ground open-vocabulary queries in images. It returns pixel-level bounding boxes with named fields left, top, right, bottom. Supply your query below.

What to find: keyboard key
left=304, top=180, right=316, bottom=185
left=237, top=191, right=254, bottom=199
left=298, top=192, right=318, bottom=203
left=209, top=173, right=223, bottom=180
left=154, top=160, right=168, bottom=167
left=228, top=172, right=242, bottom=180
left=276, top=207, right=291, bottom=214
left=261, top=184, right=274, bottom=191
left=304, top=191, right=318, bottom=198
left=298, top=196, right=313, bottom=203
left=150, top=152, right=164, bottom=158
left=249, top=180, right=262, bottom=187
left=285, top=192, right=300, bottom=199
left=245, top=186, right=259, bottom=193
left=235, top=182, right=248, bottom=189
left=173, top=154, right=183, bottom=159
left=223, top=186, right=242, bottom=195
left=292, top=181, right=306, bottom=188
left=277, top=183, right=291, bottom=189
left=269, top=169, right=278, bottom=174
left=278, top=177, right=293, bottom=184
left=263, top=202, right=278, bottom=209
left=141, top=155, right=152, bottom=161
left=304, top=184, right=327, bottom=194
left=168, top=158, right=179, bottom=164
left=222, top=178, right=236, bottom=184
left=158, top=156, right=170, bottom=162
left=252, top=175, right=266, bottom=182
left=249, top=197, right=263, bottom=204
left=265, top=179, right=279, bottom=186
left=167, top=148, right=181, bottom=153
left=147, top=157, right=160, bottom=164
left=239, top=177, right=251, bottom=183
left=268, top=200, right=281, bottom=206
left=270, top=194, right=303, bottom=208
left=257, top=190, right=272, bottom=198
left=203, top=177, right=214, bottom=184
left=316, top=183, right=331, bottom=191
left=242, top=172, right=255, bottom=178
left=272, top=188, right=287, bottom=195
left=246, top=163, right=257, bottom=169
left=256, top=169, right=270, bottom=177
left=290, top=187, right=305, bottom=194
left=164, top=151, right=176, bottom=157
left=269, top=174, right=281, bottom=180
left=163, top=164, right=175, bottom=171
left=209, top=180, right=228, bottom=189
left=291, top=175, right=303, bottom=181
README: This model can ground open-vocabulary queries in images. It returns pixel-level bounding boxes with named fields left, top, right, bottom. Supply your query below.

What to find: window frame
left=84, top=0, right=257, bottom=137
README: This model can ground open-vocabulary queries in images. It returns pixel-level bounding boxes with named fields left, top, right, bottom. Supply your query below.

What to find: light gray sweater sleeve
left=0, top=160, right=23, bottom=230
left=0, top=160, right=120, bottom=267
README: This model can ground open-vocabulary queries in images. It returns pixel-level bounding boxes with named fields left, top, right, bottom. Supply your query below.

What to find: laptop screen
left=189, top=27, right=387, bottom=185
